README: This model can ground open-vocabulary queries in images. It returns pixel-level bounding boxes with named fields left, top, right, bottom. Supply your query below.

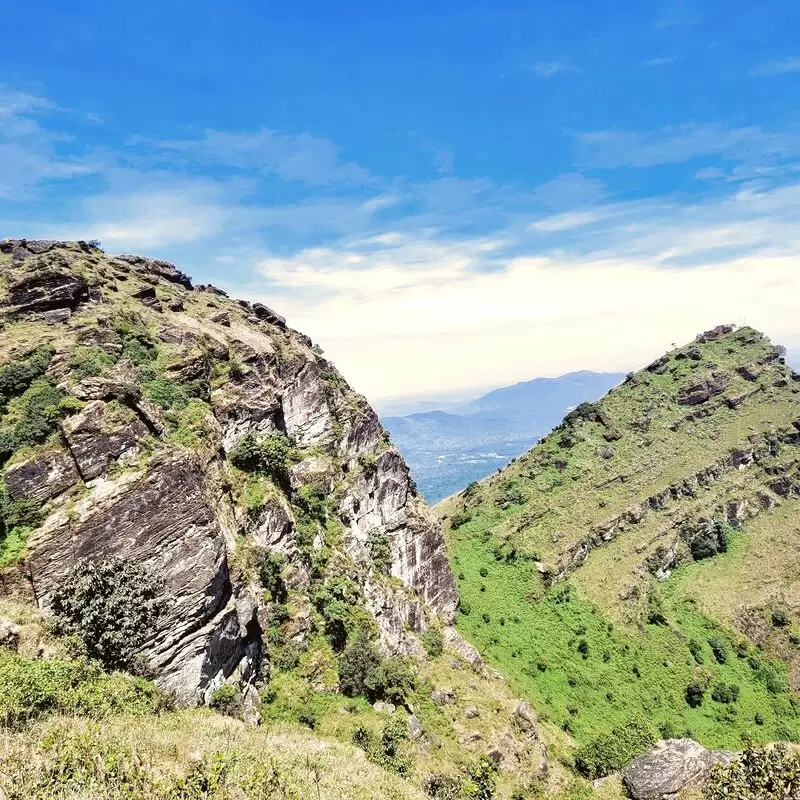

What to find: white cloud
left=750, top=57, right=800, bottom=76
left=644, top=57, right=677, bottom=67
left=248, top=183, right=800, bottom=400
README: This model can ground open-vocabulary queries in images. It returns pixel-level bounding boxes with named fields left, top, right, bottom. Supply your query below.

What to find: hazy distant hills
left=382, top=371, right=625, bottom=502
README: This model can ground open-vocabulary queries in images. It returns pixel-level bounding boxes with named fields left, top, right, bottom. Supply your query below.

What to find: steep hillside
left=441, top=324, right=800, bottom=757
left=0, top=239, right=555, bottom=799
left=384, top=372, right=623, bottom=502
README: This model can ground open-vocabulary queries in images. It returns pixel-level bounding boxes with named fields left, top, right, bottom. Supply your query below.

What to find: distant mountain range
left=382, top=371, right=625, bottom=502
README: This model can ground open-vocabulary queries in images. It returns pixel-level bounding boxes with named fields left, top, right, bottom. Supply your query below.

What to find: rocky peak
left=0, top=239, right=458, bottom=704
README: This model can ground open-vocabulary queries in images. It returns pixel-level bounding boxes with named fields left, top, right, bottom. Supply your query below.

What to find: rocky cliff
left=0, top=239, right=458, bottom=706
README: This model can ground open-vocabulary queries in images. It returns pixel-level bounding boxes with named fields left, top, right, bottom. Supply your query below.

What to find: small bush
left=229, top=432, right=294, bottom=484
left=689, top=638, right=705, bottom=664
left=367, top=528, right=393, bottom=574
left=708, top=635, right=728, bottom=664
left=209, top=684, right=244, bottom=718
left=705, top=743, right=800, bottom=799
left=450, top=511, right=472, bottom=530
left=420, top=627, right=444, bottom=658
left=50, top=558, right=164, bottom=673
left=575, top=720, right=656, bottom=779
left=67, top=346, right=115, bottom=381
left=711, top=683, right=740, bottom=704
left=0, top=345, right=53, bottom=411
left=771, top=607, right=790, bottom=628
left=257, top=549, right=287, bottom=602
left=338, top=629, right=414, bottom=704
left=0, top=378, right=65, bottom=462
left=115, top=321, right=158, bottom=367
left=467, top=757, right=498, bottom=800
left=686, top=682, right=705, bottom=708
left=424, top=773, right=463, bottom=799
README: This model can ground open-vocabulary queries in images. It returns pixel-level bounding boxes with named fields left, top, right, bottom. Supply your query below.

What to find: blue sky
left=1, top=0, right=799, bottom=400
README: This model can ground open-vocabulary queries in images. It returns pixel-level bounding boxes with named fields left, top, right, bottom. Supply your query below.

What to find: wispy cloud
left=530, top=61, right=576, bottom=78
left=0, top=86, right=97, bottom=199
left=644, top=57, right=677, bottom=67
left=750, top=57, right=800, bottom=76
left=147, top=128, right=375, bottom=186
left=577, top=123, right=800, bottom=176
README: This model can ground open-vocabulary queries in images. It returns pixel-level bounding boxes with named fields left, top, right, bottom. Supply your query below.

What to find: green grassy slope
left=441, top=325, right=800, bottom=755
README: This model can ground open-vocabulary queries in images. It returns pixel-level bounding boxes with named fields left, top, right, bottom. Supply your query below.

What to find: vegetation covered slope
left=441, top=324, right=800, bottom=758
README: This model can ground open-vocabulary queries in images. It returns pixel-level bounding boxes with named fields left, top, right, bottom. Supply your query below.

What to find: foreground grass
left=0, top=712, right=428, bottom=800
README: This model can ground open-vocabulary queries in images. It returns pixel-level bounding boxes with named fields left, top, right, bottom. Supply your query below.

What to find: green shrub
left=575, top=720, right=656, bottom=779
left=313, top=575, right=366, bottom=651
left=143, top=378, right=188, bottom=410
left=450, top=511, right=472, bottom=530
left=771, top=606, right=790, bottom=628
left=686, top=682, right=705, bottom=708
left=168, top=399, right=213, bottom=449
left=420, top=627, right=444, bottom=658
left=708, top=635, right=728, bottom=664
left=338, top=629, right=414, bottom=704
left=364, top=656, right=415, bottom=705
left=67, top=346, right=115, bottom=381
left=689, top=638, right=705, bottom=664
left=50, top=557, right=164, bottom=673
left=0, top=482, right=45, bottom=566
left=711, top=682, right=740, bottom=704
left=367, top=528, right=393, bottom=574
left=705, top=743, right=800, bottom=799
left=466, top=756, right=498, bottom=800
left=0, top=378, right=65, bottom=462
left=209, top=684, right=244, bottom=718
left=257, top=549, right=287, bottom=602
left=115, top=320, right=158, bottom=367
left=0, top=345, right=53, bottom=411
left=0, top=651, right=169, bottom=729
left=229, top=432, right=294, bottom=484
left=424, top=773, right=464, bottom=799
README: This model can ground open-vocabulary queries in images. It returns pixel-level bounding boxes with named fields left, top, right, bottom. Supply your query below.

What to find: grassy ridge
left=441, top=325, right=800, bottom=760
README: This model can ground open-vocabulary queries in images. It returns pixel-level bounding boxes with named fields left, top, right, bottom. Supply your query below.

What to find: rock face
left=0, top=239, right=458, bottom=704
left=622, top=739, right=734, bottom=800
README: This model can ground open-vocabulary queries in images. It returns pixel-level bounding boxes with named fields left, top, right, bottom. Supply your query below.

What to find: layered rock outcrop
left=0, top=239, right=458, bottom=704
left=622, top=739, right=734, bottom=799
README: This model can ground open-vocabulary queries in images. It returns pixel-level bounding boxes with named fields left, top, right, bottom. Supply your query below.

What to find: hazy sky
left=1, top=1, right=799, bottom=402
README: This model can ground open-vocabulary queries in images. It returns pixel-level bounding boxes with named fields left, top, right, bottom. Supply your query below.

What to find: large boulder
left=0, top=616, right=21, bottom=650
left=4, top=450, right=79, bottom=503
left=677, top=372, right=730, bottom=406
left=622, top=739, right=734, bottom=800
left=4, top=265, right=89, bottom=314
left=61, top=400, right=149, bottom=480
left=25, top=452, right=258, bottom=704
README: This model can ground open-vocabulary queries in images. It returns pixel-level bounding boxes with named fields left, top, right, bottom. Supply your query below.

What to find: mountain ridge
left=440, top=322, right=800, bottom=764
left=384, top=370, right=624, bottom=502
